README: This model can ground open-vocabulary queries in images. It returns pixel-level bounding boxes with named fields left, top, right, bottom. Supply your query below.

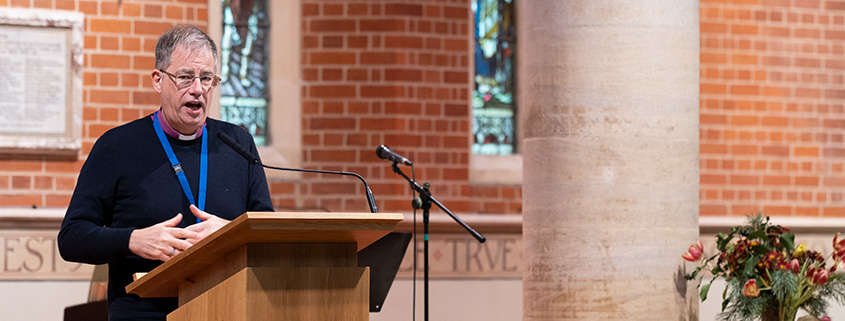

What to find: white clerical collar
left=177, top=132, right=198, bottom=141
left=153, top=109, right=204, bottom=141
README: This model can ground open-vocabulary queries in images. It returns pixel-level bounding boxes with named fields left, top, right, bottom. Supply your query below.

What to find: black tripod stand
left=390, top=162, right=486, bottom=321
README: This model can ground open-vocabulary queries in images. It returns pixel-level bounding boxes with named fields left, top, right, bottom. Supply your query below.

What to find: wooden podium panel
left=168, top=267, right=370, bottom=321
left=125, top=212, right=403, bottom=321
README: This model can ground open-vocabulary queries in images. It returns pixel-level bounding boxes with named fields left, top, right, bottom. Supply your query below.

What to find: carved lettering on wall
left=0, top=230, right=521, bottom=280
left=0, top=231, right=92, bottom=279
left=397, top=233, right=522, bottom=279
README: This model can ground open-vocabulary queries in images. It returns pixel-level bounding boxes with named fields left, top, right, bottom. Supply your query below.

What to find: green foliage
left=771, top=270, right=798, bottom=302
left=817, top=274, right=845, bottom=308
left=801, top=296, right=829, bottom=320
left=780, top=232, right=795, bottom=255
left=717, top=232, right=730, bottom=250
left=701, top=278, right=715, bottom=301
left=717, top=278, right=769, bottom=321
left=741, top=256, right=759, bottom=278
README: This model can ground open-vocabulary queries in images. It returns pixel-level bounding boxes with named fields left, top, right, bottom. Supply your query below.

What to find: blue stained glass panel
left=220, top=0, right=269, bottom=146
left=472, top=0, right=516, bottom=155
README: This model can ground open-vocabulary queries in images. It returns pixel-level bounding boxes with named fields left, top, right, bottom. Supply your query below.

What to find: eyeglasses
left=158, top=69, right=220, bottom=90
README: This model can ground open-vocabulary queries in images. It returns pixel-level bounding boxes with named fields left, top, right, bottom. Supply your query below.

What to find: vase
left=761, top=304, right=798, bottom=321
left=762, top=306, right=779, bottom=321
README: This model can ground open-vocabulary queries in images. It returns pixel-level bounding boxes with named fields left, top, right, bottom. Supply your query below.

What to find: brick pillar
left=519, top=1, right=700, bottom=320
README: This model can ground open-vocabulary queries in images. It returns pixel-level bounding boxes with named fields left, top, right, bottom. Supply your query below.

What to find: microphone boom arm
left=390, top=162, right=485, bottom=243
left=260, top=164, right=379, bottom=214
left=217, top=131, right=378, bottom=213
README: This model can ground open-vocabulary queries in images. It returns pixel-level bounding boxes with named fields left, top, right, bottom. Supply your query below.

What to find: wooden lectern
left=126, top=212, right=404, bottom=321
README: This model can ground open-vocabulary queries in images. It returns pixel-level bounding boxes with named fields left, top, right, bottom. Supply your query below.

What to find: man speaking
left=58, top=25, right=273, bottom=321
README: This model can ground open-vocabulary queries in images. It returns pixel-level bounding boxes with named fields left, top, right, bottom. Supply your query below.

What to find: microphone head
left=375, top=145, right=412, bottom=166
left=376, top=145, right=390, bottom=159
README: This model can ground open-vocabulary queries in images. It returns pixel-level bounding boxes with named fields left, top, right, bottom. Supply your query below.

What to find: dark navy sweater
left=58, top=115, right=273, bottom=321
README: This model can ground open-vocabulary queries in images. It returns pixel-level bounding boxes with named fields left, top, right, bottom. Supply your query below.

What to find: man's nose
left=187, top=78, right=204, bottom=95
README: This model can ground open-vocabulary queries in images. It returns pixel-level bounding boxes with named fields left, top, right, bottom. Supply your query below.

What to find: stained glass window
left=220, top=0, right=269, bottom=146
left=472, top=0, right=516, bottom=155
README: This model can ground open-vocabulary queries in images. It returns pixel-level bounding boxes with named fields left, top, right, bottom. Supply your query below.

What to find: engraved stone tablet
left=0, top=8, right=83, bottom=155
left=0, top=25, right=68, bottom=135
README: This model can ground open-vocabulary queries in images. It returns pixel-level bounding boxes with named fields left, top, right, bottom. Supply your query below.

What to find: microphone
left=376, top=145, right=413, bottom=166
left=218, top=132, right=379, bottom=213
left=217, top=131, right=259, bottom=164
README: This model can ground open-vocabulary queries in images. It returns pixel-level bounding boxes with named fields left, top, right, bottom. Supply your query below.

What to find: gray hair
left=154, top=25, right=218, bottom=70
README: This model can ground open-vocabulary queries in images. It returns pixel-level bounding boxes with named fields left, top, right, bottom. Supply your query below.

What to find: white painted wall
left=0, top=280, right=88, bottom=321
left=372, top=279, right=523, bottom=321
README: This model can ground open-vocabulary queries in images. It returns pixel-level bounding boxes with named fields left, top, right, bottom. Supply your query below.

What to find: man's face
left=152, top=46, right=216, bottom=135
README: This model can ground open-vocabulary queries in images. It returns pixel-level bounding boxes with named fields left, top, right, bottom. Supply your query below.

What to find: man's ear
left=151, top=69, right=162, bottom=94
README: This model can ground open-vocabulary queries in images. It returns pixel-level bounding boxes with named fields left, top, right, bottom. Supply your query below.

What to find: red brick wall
left=700, top=0, right=845, bottom=217
left=273, top=0, right=522, bottom=214
left=0, top=0, right=521, bottom=215
left=0, top=0, right=208, bottom=208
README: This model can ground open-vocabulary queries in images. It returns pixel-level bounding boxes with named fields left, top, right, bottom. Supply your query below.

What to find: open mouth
left=184, top=101, right=203, bottom=109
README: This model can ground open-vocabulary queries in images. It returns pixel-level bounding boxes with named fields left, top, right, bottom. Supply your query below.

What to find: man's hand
left=184, top=205, right=230, bottom=243
left=128, top=214, right=199, bottom=262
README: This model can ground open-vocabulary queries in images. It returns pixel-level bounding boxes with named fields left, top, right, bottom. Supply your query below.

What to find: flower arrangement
left=684, top=215, right=845, bottom=321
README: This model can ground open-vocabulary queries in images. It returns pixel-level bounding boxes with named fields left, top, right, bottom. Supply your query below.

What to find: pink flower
left=788, top=259, right=800, bottom=274
left=682, top=241, right=704, bottom=262
left=742, top=279, right=760, bottom=298
left=820, top=316, right=831, bottom=321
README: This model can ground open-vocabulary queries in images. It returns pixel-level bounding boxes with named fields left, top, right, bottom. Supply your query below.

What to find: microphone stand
left=390, top=162, right=485, bottom=321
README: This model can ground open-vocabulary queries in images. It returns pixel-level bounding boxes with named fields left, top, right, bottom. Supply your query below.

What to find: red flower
left=742, top=279, right=760, bottom=298
left=834, top=233, right=845, bottom=261
left=683, top=241, right=704, bottom=262
left=812, top=269, right=830, bottom=285
left=766, top=250, right=781, bottom=262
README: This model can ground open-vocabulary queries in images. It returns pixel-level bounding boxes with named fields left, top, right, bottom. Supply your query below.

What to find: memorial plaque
left=0, top=25, right=68, bottom=135
left=0, top=8, right=83, bottom=155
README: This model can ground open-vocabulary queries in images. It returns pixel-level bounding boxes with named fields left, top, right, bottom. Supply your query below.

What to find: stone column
left=519, top=1, right=699, bottom=320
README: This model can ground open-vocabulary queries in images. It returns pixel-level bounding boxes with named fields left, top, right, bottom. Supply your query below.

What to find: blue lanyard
left=152, top=111, right=206, bottom=223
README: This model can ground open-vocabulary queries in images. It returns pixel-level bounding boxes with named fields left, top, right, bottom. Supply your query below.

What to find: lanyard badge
left=152, top=111, right=207, bottom=223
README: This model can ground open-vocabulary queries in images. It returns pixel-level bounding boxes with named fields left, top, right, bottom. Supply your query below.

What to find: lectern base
left=169, top=266, right=369, bottom=321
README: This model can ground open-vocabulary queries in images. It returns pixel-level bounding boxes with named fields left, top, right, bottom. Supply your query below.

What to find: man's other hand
left=128, top=214, right=198, bottom=262
left=184, top=205, right=230, bottom=243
